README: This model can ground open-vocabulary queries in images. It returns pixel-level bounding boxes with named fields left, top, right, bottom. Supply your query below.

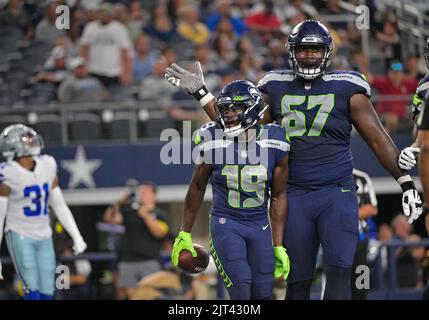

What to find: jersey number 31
left=23, top=183, right=50, bottom=217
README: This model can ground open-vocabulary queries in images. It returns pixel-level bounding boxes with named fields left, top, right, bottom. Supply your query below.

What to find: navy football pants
left=210, top=215, right=275, bottom=300
left=284, top=186, right=359, bottom=284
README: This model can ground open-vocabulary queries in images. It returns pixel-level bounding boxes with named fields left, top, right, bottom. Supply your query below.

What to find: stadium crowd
left=0, top=0, right=427, bottom=139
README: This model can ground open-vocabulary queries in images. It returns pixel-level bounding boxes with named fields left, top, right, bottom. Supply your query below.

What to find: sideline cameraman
left=104, top=181, right=170, bottom=299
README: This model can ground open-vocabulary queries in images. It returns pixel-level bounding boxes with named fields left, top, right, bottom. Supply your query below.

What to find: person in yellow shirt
left=177, top=5, right=210, bottom=46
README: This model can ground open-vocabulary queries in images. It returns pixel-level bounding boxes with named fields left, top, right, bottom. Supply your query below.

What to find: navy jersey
left=258, top=69, right=371, bottom=190
left=194, top=122, right=289, bottom=221
left=412, top=73, right=429, bottom=121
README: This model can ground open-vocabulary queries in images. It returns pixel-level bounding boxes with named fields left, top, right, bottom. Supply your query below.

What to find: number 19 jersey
left=194, top=122, right=290, bottom=221
left=0, top=155, right=57, bottom=240
left=258, top=70, right=371, bottom=190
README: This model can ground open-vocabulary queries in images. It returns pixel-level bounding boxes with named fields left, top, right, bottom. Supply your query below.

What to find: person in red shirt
left=245, top=0, right=281, bottom=43
left=368, top=61, right=419, bottom=134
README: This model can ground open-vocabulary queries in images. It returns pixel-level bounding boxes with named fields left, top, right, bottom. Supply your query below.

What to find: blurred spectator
left=0, top=0, right=33, bottom=39
left=37, top=46, right=69, bottom=84
left=367, top=61, right=418, bottom=135
left=283, top=0, right=318, bottom=22
left=230, top=0, right=252, bottom=19
left=194, top=44, right=218, bottom=75
left=245, top=0, right=281, bottom=43
left=350, top=49, right=370, bottom=75
left=177, top=5, right=210, bottom=46
left=57, top=240, right=92, bottom=300
left=319, top=0, right=348, bottom=32
left=206, top=0, right=246, bottom=38
left=262, top=38, right=289, bottom=71
left=35, top=0, right=66, bottom=45
left=232, top=53, right=263, bottom=83
left=66, top=22, right=82, bottom=58
left=58, top=57, right=104, bottom=103
left=391, top=214, right=419, bottom=288
left=113, top=2, right=127, bottom=26
left=144, top=3, right=178, bottom=48
left=139, top=58, right=177, bottom=107
left=81, top=3, right=133, bottom=88
left=211, top=33, right=237, bottom=71
left=127, top=0, right=149, bottom=43
left=104, top=181, right=170, bottom=299
left=404, top=55, right=425, bottom=82
left=376, top=17, right=401, bottom=66
left=408, top=234, right=427, bottom=289
left=132, top=33, right=157, bottom=84
left=161, top=47, right=178, bottom=67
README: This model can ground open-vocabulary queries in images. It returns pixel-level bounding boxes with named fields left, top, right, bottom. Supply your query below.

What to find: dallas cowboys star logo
left=61, top=145, right=102, bottom=189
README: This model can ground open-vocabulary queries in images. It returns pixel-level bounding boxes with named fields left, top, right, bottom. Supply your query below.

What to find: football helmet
left=287, top=20, right=334, bottom=80
left=0, top=124, right=44, bottom=160
left=215, top=80, right=267, bottom=137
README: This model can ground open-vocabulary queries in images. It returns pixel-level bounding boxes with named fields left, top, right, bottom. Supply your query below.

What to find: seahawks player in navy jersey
left=398, top=38, right=429, bottom=216
left=170, top=80, right=290, bottom=300
left=165, top=20, right=423, bottom=300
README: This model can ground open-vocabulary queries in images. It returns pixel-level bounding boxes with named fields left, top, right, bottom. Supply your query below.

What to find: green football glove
left=171, top=231, right=198, bottom=266
left=274, top=246, right=290, bottom=280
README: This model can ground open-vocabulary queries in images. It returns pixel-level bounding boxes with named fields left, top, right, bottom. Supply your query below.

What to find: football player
left=165, top=20, right=423, bottom=299
left=171, top=80, right=290, bottom=300
left=398, top=37, right=429, bottom=218
left=417, top=69, right=429, bottom=300
left=0, top=124, right=87, bottom=300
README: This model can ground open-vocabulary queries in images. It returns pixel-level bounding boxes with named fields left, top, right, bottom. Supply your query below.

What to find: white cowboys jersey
left=0, top=155, right=57, bottom=240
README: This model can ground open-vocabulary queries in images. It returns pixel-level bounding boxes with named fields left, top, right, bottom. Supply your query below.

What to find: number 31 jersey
left=0, top=155, right=57, bottom=240
left=258, top=70, right=371, bottom=190
left=194, top=122, right=290, bottom=221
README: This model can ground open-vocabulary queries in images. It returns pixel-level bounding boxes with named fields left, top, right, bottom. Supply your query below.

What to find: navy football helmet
left=287, top=20, right=334, bottom=80
left=425, top=37, right=429, bottom=69
left=215, top=80, right=267, bottom=137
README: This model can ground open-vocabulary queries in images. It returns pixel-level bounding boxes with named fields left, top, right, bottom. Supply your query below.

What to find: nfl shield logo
left=240, top=150, right=247, bottom=158
left=304, top=83, right=311, bottom=91
left=219, top=218, right=226, bottom=224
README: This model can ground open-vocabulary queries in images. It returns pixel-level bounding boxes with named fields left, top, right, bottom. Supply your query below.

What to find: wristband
left=193, top=86, right=215, bottom=107
left=397, top=175, right=415, bottom=192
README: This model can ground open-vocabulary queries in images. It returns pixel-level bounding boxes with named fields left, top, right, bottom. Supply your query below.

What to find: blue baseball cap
left=390, top=61, right=404, bottom=71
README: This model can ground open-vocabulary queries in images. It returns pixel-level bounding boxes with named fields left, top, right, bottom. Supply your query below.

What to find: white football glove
left=0, top=259, right=3, bottom=280
left=402, top=188, right=423, bottom=224
left=72, top=236, right=87, bottom=255
left=165, top=61, right=205, bottom=94
left=398, top=147, right=420, bottom=171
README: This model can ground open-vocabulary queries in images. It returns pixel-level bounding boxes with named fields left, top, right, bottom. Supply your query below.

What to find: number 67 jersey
left=0, top=155, right=57, bottom=240
left=258, top=70, right=371, bottom=190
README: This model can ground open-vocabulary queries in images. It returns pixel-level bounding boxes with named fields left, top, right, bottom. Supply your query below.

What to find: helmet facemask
left=288, top=43, right=333, bottom=80
left=216, top=93, right=266, bottom=138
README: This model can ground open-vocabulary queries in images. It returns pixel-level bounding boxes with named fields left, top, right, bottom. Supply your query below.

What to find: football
left=178, top=243, right=210, bottom=274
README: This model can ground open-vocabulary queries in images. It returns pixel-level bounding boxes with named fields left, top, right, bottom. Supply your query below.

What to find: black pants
left=90, top=73, right=120, bottom=88
left=351, top=238, right=369, bottom=300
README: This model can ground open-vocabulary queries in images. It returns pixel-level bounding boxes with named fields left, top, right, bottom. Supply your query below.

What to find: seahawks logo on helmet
left=0, top=124, right=44, bottom=161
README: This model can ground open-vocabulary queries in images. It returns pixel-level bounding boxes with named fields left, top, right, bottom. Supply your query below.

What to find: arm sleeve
left=50, top=187, right=83, bottom=240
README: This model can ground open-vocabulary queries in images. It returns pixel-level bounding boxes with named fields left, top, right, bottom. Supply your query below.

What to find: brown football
left=178, top=243, right=210, bottom=274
